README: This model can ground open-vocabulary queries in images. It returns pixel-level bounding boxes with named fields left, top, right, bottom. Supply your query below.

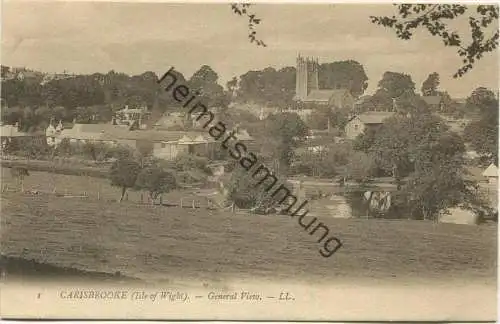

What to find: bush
left=135, top=165, right=177, bottom=203
left=173, top=154, right=212, bottom=175
left=109, top=157, right=141, bottom=202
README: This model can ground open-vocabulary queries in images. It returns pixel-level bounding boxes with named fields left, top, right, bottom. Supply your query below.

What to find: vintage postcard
left=0, top=1, right=498, bottom=321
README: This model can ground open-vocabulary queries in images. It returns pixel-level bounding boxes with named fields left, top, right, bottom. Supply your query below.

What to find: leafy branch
left=231, top=3, right=267, bottom=47
left=370, top=4, right=499, bottom=78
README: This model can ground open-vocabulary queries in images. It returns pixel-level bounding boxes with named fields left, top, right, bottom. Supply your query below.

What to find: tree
left=225, top=165, right=287, bottom=209
left=293, top=142, right=351, bottom=178
left=225, top=166, right=261, bottom=208
left=263, top=112, right=309, bottom=174
left=307, top=106, right=334, bottom=130
left=306, top=105, right=350, bottom=131
left=463, top=87, right=499, bottom=163
left=173, top=154, right=212, bottom=174
left=378, top=71, right=416, bottom=99
left=364, top=71, right=430, bottom=115
left=368, top=113, right=449, bottom=178
left=82, top=142, right=104, bottom=161
left=370, top=4, right=499, bottom=77
left=421, top=72, right=440, bottom=96
left=405, top=151, right=476, bottom=221
left=109, top=157, right=141, bottom=202
left=465, top=87, right=498, bottom=115
left=135, top=165, right=177, bottom=204
left=344, top=151, right=376, bottom=183
left=362, top=111, right=484, bottom=220
left=318, top=60, right=369, bottom=97
left=352, top=126, right=379, bottom=152
left=236, top=66, right=296, bottom=107
left=188, top=65, right=227, bottom=108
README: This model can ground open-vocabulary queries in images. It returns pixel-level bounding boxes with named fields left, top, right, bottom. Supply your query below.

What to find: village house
left=40, top=72, right=75, bottom=85
left=482, top=163, right=498, bottom=186
left=280, top=107, right=314, bottom=121
left=1, top=122, right=45, bottom=152
left=51, top=121, right=255, bottom=161
left=113, top=105, right=150, bottom=129
left=45, top=120, right=64, bottom=147
left=344, top=111, right=395, bottom=140
left=1, top=123, right=29, bottom=147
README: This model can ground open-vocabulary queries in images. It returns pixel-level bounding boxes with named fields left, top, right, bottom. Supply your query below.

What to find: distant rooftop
left=482, top=164, right=498, bottom=178
left=352, top=111, right=395, bottom=124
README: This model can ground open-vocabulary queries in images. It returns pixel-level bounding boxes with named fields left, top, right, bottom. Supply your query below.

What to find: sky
left=2, top=1, right=499, bottom=98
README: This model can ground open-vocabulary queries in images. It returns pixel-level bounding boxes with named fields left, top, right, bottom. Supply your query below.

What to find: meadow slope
left=1, top=190, right=496, bottom=286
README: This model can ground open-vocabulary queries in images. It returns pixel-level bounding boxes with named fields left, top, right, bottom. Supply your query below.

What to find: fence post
left=192, top=199, right=196, bottom=209
left=180, top=198, right=183, bottom=208
left=97, top=191, right=100, bottom=200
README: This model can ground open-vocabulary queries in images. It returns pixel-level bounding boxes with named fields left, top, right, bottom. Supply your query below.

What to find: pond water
left=307, top=190, right=405, bottom=220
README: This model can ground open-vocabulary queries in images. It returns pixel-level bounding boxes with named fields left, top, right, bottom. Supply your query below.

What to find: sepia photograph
left=0, top=1, right=498, bottom=321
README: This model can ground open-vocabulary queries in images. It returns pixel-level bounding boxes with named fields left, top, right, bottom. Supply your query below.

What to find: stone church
left=293, top=55, right=355, bottom=110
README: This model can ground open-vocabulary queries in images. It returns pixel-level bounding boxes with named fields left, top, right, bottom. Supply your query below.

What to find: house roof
left=422, top=95, right=442, bottom=106
left=482, top=164, right=498, bottom=177
left=351, top=112, right=395, bottom=124
left=58, top=123, right=250, bottom=144
left=0, top=125, right=29, bottom=137
left=304, top=89, right=351, bottom=103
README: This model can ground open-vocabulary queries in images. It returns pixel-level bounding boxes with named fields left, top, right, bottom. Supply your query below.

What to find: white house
left=482, top=164, right=498, bottom=186
left=45, top=120, right=64, bottom=147
left=344, top=112, right=395, bottom=140
left=1, top=123, right=31, bottom=151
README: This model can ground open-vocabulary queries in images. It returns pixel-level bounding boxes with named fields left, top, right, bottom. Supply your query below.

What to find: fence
left=2, top=182, right=238, bottom=213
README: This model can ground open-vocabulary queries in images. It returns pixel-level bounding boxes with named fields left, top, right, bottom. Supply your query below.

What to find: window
left=161, top=143, right=166, bottom=148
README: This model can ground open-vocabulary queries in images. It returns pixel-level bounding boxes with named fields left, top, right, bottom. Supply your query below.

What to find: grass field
left=1, top=185, right=497, bottom=286
left=1, top=167, right=180, bottom=203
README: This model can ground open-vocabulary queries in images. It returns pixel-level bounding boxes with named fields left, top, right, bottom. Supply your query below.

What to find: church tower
left=294, top=54, right=319, bottom=101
